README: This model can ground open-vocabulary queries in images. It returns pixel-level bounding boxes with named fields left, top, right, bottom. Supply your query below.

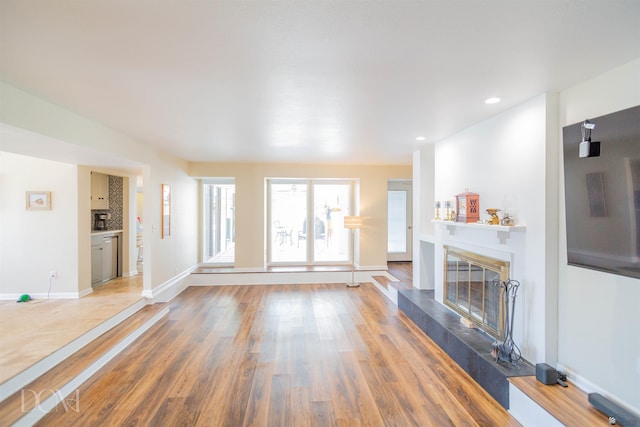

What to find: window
left=203, top=179, right=235, bottom=264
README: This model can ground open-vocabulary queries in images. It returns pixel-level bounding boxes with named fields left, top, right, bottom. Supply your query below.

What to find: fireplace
left=398, top=224, right=533, bottom=409
left=443, top=245, right=510, bottom=340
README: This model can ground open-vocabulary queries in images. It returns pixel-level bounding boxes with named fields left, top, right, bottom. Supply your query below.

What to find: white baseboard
left=141, top=264, right=197, bottom=303
left=555, top=363, right=640, bottom=418
left=123, top=269, right=138, bottom=277
left=360, top=264, right=388, bottom=271
left=0, top=291, right=88, bottom=301
left=188, top=270, right=388, bottom=287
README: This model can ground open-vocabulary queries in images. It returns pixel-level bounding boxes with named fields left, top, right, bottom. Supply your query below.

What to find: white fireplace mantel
left=431, top=220, right=526, bottom=244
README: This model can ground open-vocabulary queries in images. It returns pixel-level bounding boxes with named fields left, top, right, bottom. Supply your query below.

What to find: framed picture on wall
left=162, top=184, right=171, bottom=238
left=26, top=191, right=51, bottom=210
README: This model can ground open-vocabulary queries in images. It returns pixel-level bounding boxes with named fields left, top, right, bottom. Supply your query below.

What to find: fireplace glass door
left=444, top=246, right=510, bottom=339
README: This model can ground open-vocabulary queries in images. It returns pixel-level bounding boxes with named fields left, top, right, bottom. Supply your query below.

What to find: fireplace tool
left=491, top=279, right=522, bottom=365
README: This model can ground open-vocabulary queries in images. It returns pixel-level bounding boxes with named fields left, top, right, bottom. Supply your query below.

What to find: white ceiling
left=1, top=1, right=639, bottom=165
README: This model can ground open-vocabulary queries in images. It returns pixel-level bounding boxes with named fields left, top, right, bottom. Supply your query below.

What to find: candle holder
left=435, top=201, right=441, bottom=220
left=501, top=212, right=515, bottom=226
left=445, top=201, right=452, bottom=221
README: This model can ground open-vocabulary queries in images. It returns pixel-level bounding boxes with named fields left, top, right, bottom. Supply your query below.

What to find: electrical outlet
left=49, top=271, right=57, bottom=279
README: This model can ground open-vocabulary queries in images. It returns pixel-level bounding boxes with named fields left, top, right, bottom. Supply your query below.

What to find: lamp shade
left=343, top=216, right=363, bottom=229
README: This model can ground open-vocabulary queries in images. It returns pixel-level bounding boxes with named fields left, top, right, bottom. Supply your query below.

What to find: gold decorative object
left=486, top=208, right=500, bottom=225
left=435, top=201, right=441, bottom=220
left=444, top=201, right=452, bottom=221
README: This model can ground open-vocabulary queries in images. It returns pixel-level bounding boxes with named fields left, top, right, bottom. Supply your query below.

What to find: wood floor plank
left=509, top=375, right=605, bottom=426
left=36, top=283, right=520, bottom=426
left=387, top=261, right=414, bottom=285
left=242, top=362, right=274, bottom=427
left=0, top=304, right=165, bottom=426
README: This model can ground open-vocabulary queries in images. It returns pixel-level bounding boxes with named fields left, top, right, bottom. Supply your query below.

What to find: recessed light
left=416, top=136, right=426, bottom=141
left=485, top=97, right=501, bottom=104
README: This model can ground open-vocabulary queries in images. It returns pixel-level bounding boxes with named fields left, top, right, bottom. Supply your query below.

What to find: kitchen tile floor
left=0, top=274, right=143, bottom=385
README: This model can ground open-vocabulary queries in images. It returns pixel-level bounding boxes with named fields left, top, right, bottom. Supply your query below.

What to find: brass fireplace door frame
left=443, top=245, right=510, bottom=339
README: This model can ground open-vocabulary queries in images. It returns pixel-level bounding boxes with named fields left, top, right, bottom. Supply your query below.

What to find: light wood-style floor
left=40, top=282, right=519, bottom=426
left=0, top=275, right=143, bottom=384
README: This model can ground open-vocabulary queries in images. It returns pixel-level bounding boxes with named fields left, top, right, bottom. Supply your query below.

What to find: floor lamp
left=344, top=216, right=363, bottom=288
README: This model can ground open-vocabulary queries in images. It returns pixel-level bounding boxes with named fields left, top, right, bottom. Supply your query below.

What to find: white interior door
left=387, top=181, right=413, bottom=261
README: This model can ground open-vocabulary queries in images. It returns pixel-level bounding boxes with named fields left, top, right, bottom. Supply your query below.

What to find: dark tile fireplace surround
left=398, top=289, right=534, bottom=409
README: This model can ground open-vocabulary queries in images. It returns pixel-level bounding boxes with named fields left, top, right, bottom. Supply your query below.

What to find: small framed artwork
left=162, top=184, right=171, bottom=238
left=26, top=191, right=51, bottom=210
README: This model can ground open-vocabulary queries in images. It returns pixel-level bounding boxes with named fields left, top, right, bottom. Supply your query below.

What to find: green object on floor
left=17, top=294, right=32, bottom=303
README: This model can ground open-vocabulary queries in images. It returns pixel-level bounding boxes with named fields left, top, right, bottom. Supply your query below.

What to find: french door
left=268, top=179, right=352, bottom=265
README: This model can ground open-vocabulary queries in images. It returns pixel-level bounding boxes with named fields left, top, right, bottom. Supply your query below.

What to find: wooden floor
left=509, top=376, right=605, bottom=426
left=40, top=283, right=519, bottom=426
left=387, top=261, right=413, bottom=286
left=0, top=263, right=403, bottom=387
left=0, top=275, right=143, bottom=384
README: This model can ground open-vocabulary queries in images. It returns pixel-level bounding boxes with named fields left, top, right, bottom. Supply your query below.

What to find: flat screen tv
left=562, top=105, right=640, bottom=280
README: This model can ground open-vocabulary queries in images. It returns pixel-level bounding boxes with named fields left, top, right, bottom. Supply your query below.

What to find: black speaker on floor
left=589, top=393, right=640, bottom=426
left=535, top=363, right=557, bottom=385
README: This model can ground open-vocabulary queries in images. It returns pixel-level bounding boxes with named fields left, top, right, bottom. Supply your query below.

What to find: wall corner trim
left=142, top=264, right=198, bottom=303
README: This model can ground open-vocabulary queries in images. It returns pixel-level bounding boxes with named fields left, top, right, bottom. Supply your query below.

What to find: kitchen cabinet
left=91, top=172, right=109, bottom=210
left=91, top=234, right=118, bottom=286
left=101, top=236, right=118, bottom=282
left=91, top=242, right=102, bottom=284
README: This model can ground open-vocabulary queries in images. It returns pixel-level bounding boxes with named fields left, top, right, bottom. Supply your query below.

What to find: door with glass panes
left=203, top=179, right=235, bottom=264
left=387, top=180, right=412, bottom=261
left=268, top=179, right=353, bottom=265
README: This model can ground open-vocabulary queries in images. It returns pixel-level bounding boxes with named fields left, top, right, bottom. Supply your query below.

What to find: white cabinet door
left=91, top=172, right=109, bottom=210
left=102, top=237, right=117, bottom=282
left=91, top=244, right=103, bottom=285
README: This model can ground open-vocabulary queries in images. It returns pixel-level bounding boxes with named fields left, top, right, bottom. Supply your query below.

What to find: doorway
left=387, top=180, right=412, bottom=261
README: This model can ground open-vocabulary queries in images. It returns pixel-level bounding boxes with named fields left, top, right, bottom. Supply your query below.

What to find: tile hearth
left=398, top=289, right=534, bottom=409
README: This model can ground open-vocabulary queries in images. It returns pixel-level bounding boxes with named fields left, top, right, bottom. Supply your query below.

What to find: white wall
left=415, top=58, right=640, bottom=414
left=412, top=147, right=435, bottom=290
left=431, top=94, right=558, bottom=364
left=148, top=155, right=199, bottom=293
left=0, top=152, right=80, bottom=298
left=0, top=81, right=199, bottom=298
left=558, top=59, right=640, bottom=413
